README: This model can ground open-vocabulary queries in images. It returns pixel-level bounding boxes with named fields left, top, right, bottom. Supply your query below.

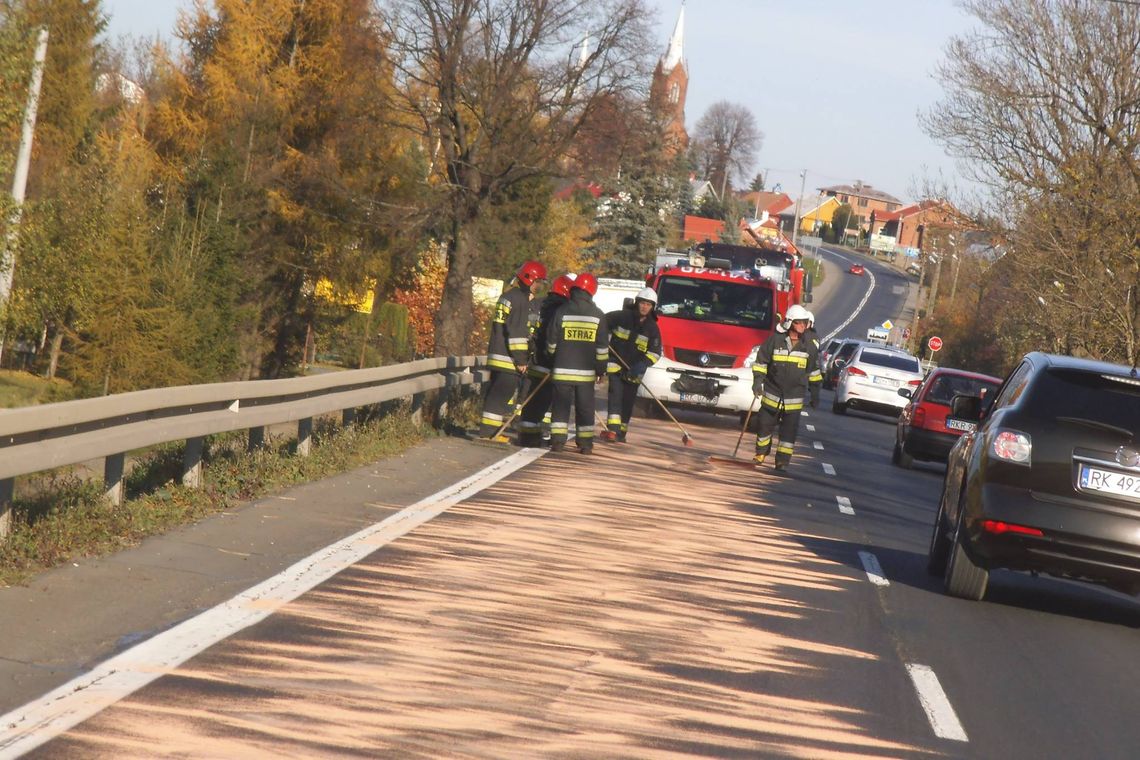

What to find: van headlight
left=743, top=344, right=763, bottom=369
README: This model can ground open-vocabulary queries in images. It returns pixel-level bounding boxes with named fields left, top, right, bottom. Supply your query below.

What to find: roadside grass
left=0, top=399, right=452, bottom=587
left=804, top=255, right=826, bottom=288
left=0, top=370, right=73, bottom=408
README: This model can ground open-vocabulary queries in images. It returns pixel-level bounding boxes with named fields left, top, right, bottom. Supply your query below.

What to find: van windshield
left=655, top=276, right=773, bottom=329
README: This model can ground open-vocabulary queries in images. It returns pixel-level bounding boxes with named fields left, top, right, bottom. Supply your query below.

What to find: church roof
left=661, top=3, right=685, bottom=72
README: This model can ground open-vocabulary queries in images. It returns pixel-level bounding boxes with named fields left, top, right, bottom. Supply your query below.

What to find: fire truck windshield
left=655, top=276, right=773, bottom=329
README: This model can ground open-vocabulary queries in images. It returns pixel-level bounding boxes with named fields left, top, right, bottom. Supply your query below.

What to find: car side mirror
left=950, top=394, right=982, bottom=422
left=897, top=387, right=913, bottom=399
left=834, top=359, right=846, bottom=368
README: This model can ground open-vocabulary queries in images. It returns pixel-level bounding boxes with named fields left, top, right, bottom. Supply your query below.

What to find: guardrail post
left=182, top=437, right=204, bottom=489
left=103, top=453, right=125, bottom=506
left=411, top=391, right=425, bottom=426
left=0, top=478, right=13, bottom=539
left=342, top=407, right=356, bottom=428
left=248, top=426, right=265, bottom=452
left=297, top=417, right=312, bottom=457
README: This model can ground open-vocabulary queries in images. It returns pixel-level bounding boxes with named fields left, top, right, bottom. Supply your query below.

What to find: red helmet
left=550, top=274, right=575, bottom=298
left=515, top=260, right=547, bottom=287
left=573, top=272, right=598, bottom=296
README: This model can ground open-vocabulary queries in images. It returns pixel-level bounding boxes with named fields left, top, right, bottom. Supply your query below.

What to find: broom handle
left=732, top=394, right=757, bottom=459
left=608, top=343, right=693, bottom=440
left=493, top=373, right=549, bottom=438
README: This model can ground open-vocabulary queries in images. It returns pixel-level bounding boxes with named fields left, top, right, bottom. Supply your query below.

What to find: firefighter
left=603, top=287, right=662, bottom=443
left=751, top=304, right=822, bottom=471
left=518, top=273, right=575, bottom=447
left=478, top=260, right=547, bottom=441
left=546, top=272, right=608, bottom=454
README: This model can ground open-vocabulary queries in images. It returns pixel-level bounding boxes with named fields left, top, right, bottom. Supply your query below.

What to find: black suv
left=928, top=352, right=1140, bottom=601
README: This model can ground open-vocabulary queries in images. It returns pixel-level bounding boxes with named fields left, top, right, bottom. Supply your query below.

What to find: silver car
left=833, top=345, right=923, bottom=416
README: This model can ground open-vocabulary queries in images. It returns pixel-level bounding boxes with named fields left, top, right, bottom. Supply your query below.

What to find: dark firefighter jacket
left=751, top=330, right=822, bottom=412
left=546, top=289, right=608, bottom=383
left=605, top=304, right=662, bottom=380
left=487, top=282, right=531, bottom=372
left=528, top=292, right=568, bottom=375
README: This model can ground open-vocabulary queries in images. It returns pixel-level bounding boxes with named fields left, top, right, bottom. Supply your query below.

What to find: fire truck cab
left=638, top=242, right=812, bottom=415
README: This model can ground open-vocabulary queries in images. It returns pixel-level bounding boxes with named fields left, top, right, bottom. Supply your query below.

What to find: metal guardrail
left=0, top=356, right=486, bottom=536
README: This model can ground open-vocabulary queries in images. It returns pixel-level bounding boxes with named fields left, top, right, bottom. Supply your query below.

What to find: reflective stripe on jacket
left=605, top=305, right=662, bottom=377
left=486, top=283, right=531, bottom=371
left=547, top=290, right=608, bottom=383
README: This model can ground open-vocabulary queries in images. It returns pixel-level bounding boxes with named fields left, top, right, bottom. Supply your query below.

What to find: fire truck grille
left=673, top=349, right=737, bottom=369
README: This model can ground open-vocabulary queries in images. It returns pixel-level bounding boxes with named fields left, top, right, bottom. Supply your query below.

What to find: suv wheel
left=926, top=490, right=951, bottom=575
left=943, top=502, right=988, bottom=600
left=832, top=398, right=847, bottom=415
left=893, top=438, right=913, bottom=469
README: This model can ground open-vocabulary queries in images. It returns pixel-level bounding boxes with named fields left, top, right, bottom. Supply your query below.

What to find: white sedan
left=833, top=345, right=924, bottom=416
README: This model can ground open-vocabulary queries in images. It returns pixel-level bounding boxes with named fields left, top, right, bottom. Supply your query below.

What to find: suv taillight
left=991, top=429, right=1032, bottom=466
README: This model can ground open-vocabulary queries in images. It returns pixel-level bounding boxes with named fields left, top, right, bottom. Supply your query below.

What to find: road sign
left=881, top=320, right=893, bottom=331
left=903, top=327, right=911, bottom=340
left=928, top=336, right=943, bottom=352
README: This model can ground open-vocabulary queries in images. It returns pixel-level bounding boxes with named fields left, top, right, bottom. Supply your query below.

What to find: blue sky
left=101, top=0, right=977, bottom=203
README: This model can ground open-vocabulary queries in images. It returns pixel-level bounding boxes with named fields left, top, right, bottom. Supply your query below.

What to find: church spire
left=662, top=2, right=685, bottom=72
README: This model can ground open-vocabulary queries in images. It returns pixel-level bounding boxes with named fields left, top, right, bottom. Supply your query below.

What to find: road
left=4, top=247, right=1140, bottom=758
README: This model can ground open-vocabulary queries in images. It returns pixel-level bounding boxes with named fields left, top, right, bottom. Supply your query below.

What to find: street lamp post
left=791, top=169, right=806, bottom=251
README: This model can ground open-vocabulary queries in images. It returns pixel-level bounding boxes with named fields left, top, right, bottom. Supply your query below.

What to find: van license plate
left=679, top=392, right=717, bottom=405
left=1079, top=465, right=1140, bottom=499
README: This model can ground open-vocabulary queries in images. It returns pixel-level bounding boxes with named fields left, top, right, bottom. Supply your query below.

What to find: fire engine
left=638, top=240, right=813, bottom=416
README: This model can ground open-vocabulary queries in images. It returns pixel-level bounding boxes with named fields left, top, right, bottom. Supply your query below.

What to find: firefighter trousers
left=518, top=371, right=554, bottom=447
left=550, top=381, right=596, bottom=451
left=606, top=376, right=639, bottom=440
left=479, top=369, right=524, bottom=438
left=754, top=405, right=801, bottom=465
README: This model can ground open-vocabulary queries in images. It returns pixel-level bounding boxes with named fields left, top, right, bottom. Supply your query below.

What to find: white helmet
left=785, top=304, right=811, bottom=322
left=805, top=309, right=815, bottom=327
left=635, top=287, right=658, bottom=305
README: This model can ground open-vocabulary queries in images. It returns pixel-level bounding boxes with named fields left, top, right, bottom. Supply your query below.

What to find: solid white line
left=822, top=267, right=877, bottom=343
left=836, top=496, right=855, bottom=515
left=906, top=664, right=969, bottom=742
left=857, top=551, right=889, bottom=586
left=822, top=463, right=836, bottom=476
left=813, top=441, right=824, bottom=450
left=0, top=448, right=548, bottom=759
left=806, top=424, right=816, bottom=432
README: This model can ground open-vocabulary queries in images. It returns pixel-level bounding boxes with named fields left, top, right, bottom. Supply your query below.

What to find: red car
left=893, top=367, right=1002, bottom=467
left=849, top=264, right=865, bottom=275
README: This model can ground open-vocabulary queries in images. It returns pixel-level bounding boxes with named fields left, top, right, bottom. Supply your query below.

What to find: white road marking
left=813, top=441, right=824, bottom=450
left=801, top=411, right=810, bottom=418
left=821, top=265, right=877, bottom=343
left=822, top=463, right=836, bottom=476
left=836, top=496, right=854, bottom=515
left=805, top=424, right=815, bottom=432
left=0, top=448, right=548, bottom=758
left=857, top=551, right=889, bottom=586
left=906, top=664, right=970, bottom=742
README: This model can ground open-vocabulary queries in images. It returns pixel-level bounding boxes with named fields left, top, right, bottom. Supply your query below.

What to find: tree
left=748, top=171, right=766, bottom=192
left=924, top=0, right=1140, bottom=364
left=831, top=203, right=854, bottom=239
left=384, top=0, right=654, bottom=355
left=692, top=101, right=762, bottom=199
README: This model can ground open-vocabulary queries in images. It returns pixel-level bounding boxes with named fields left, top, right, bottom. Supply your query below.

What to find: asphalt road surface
left=4, top=250, right=1139, bottom=759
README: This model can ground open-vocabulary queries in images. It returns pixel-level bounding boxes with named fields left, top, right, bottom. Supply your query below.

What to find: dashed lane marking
left=813, top=441, right=824, bottom=450
left=822, top=463, right=836, bottom=476
left=857, top=551, right=889, bottom=586
left=806, top=424, right=816, bottom=432
left=836, top=496, right=854, bottom=515
left=0, top=448, right=548, bottom=759
left=906, top=664, right=970, bottom=742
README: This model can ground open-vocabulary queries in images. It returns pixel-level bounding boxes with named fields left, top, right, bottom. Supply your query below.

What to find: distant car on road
left=833, top=344, right=923, bottom=415
left=893, top=367, right=1002, bottom=468
left=849, top=264, right=865, bottom=275
left=928, top=352, right=1140, bottom=601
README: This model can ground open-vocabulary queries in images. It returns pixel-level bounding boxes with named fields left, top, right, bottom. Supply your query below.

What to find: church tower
left=649, top=3, right=689, bottom=155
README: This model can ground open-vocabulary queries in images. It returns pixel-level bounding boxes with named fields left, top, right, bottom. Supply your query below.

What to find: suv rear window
left=1025, top=369, right=1140, bottom=431
left=924, top=374, right=1000, bottom=405
left=860, top=349, right=919, bottom=372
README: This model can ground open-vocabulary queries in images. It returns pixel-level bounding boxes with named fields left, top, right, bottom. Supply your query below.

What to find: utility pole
left=791, top=169, right=807, bottom=250
left=0, top=27, right=50, bottom=365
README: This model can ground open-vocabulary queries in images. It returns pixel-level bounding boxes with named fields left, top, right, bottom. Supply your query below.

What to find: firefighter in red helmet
left=518, top=273, right=575, bottom=447
left=545, top=272, right=608, bottom=453
left=478, top=260, right=546, bottom=441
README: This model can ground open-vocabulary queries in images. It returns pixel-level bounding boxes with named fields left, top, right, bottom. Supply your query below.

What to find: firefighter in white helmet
left=602, top=287, right=662, bottom=442
left=751, top=303, right=822, bottom=471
